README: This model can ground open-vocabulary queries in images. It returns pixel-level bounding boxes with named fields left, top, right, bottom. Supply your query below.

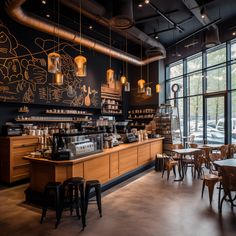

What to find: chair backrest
left=220, top=145, right=229, bottom=159
left=171, top=143, right=184, bottom=150
left=189, top=143, right=198, bottom=148
left=221, top=166, right=236, bottom=193
left=228, top=144, right=236, bottom=158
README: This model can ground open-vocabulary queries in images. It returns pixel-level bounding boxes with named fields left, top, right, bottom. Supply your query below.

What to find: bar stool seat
left=40, top=182, right=62, bottom=228
left=85, top=180, right=102, bottom=217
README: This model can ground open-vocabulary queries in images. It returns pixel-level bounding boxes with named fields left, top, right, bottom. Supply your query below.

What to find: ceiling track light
left=200, top=7, right=206, bottom=19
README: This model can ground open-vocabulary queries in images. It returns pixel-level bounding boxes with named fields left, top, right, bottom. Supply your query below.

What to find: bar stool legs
left=63, top=177, right=86, bottom=230
left=40, top=182, right=62, bottom=229
left=85, top=180, right=102, bottom=217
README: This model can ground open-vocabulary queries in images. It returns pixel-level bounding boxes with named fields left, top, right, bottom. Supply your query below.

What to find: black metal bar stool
left=62, top=177, right=86, bottom=230
left=40, top=182, right=62, bottom=228
left=85, top=180, right=102, bottom=217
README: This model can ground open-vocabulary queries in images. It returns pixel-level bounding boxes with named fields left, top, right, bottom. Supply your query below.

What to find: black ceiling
left=19, top=0, right=236, bottom=57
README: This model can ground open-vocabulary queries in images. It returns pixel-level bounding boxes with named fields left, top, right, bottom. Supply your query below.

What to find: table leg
left=174, top=156, right=184, bottom=181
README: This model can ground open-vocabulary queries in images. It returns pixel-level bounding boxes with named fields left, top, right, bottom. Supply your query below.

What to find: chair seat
left=64, top=177, right=84, bottom=184
left=86, top=180, right=100, bottom=187
left=203, top=174, right=219, bottom=181
left=46, top=182, right=61, bottom=188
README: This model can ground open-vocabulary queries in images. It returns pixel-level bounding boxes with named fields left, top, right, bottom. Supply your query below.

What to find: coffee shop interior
left=1, top=0, right=236, bottom=235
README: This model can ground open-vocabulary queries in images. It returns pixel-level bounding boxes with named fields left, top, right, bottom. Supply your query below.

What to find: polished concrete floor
left=0, top=170, right=236, bottom=236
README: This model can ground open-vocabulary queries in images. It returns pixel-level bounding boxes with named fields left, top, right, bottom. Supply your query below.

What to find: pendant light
left=145, top=58, right=152, bottom=96
left=106, top=25, right=115, bottom=85
left=156, top=84, right=161, bottom=93
left=74, top=0, right=87, bottom=77
left=52, top=0, right=63, bottom=85
left=137, top=40, right=145, bottom=93
left=48, top=0, right=62, bottom=75
left=120, top=39, right=127, bottom=85
left=124, top=33, right=130, bottom=91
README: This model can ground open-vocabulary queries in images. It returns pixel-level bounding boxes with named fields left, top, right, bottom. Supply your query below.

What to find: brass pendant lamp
left=137, top=40, right=145, bottom=93
left=106, top=25, right=115, bottom=85
left=120, top=37, right=127, bottom=85
left=51, top=0, right=63, bottom=85
left=74, top=0, right=87, bottom=77
left=145, top=60, right=152, bottom=96
left=156, top=84, right=161, bottom=93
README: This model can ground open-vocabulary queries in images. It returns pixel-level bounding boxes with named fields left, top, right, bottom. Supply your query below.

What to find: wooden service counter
left=25, top=138, right=163, bottom=193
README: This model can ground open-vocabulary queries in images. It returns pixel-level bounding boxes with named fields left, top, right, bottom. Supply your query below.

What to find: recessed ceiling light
left=145, top=0, right=150, bottom=4
left=89, top=25, right=93, bottom=29
left=138, top=4, right=143, bottom=7
left=42, top=0, right=46, bottom=4
left=155, top=34, right=159, bottom=39
left=46, top=14, right=50, bottom=18
left=233, top=32, right=236, bottom=36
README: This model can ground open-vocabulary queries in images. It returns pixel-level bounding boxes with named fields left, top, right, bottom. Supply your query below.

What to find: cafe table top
left=214, top=158, right=236, bottom=168
left=172, top=148, right=200, bottom=155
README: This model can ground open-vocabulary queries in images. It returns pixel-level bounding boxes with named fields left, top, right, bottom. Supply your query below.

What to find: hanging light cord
left=147, top=59, right=149, bottom=85
left=57, top=0, right=60, bottom=53
left=125, top=33, right=128, bottom=79
left=140, top=40, right=143, bottom=79
left=109, top=24, right=112, bottom=68
left=79, top=0, right=82, bottom=54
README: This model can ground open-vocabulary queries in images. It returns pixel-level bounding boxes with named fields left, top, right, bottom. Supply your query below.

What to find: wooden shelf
left=128, top=117, right=154, bottom=120
left=45, top=111, right=93, bottom=116
left=15, top=118, right=89, bottom=123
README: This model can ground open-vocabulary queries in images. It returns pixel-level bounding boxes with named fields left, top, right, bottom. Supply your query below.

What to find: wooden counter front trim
left=84, top=155, right=110, bottom=184
left=25, top=138, right=163, bottom=192
left=119, top=147, right=138, bottom=175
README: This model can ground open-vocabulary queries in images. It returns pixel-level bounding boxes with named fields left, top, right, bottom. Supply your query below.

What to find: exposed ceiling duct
left=5, top=0, right=165, bottom=66
left=110, top=0, right=134, bottom=29
left=61, top=0, right=166, bottom=57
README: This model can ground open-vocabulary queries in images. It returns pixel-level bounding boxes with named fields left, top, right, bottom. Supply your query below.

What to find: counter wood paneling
left=24, top=138, right=164, bottom=192
left=0, top=136, right=39, bottom=183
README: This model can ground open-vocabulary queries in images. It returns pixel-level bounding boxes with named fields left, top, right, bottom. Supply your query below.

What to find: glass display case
left=52, top=131, right=103, bottom=160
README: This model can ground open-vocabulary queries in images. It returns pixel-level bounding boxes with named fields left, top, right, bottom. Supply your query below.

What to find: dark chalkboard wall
left=0, top=8, right=122, bottom=109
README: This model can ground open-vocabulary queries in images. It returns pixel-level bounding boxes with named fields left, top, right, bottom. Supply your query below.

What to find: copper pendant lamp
left=145, top=59, right=152, bottom=96
left=50, top=0, right=64, bottom=85
left=156, top=84, right=161, bottom=93
left=137, top=40, right=145, bottom=93
left=53, top=71, right=64, bottom=85
left=74, top=0, right=87, bottom=77
left=48, top=52, right=61, bottom=73
left=106, top=25, right=115, bottom=85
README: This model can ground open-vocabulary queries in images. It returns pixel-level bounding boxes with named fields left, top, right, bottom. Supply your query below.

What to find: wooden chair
left=188, top=143, right=198, bottom=148
left=219, top=166, right=236, bottom=213
left=219, top=145, right=229, bottom=159
left=193, top=152, right=206, bottom=179
left=161, top=153, right=178, bottom=180
left=201, top=173, right=220, bottom=206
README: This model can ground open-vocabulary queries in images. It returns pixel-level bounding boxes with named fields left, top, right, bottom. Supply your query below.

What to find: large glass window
left=231, top=63, right=236, bottom=89
left=231, top=42, right=236, bottom=60
left=187, top=53, right=202, bottom=73
left=169, top=61, right=183, bottom=79
left=206, top=66, right=226, bottom=93
left=231, top=92, right=236, bottom=143
left=207, top=44, right=226, bottom=67
left=187, top=73, right=202, bottom=95
left=166, top=78, right=183, bottom=99
left=166, top=40, right=236, bottom=145
left=188, top=96, right=203, bottom=144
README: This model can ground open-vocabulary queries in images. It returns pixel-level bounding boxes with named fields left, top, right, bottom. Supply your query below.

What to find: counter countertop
left=24, top=137, right=164, bottom=165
